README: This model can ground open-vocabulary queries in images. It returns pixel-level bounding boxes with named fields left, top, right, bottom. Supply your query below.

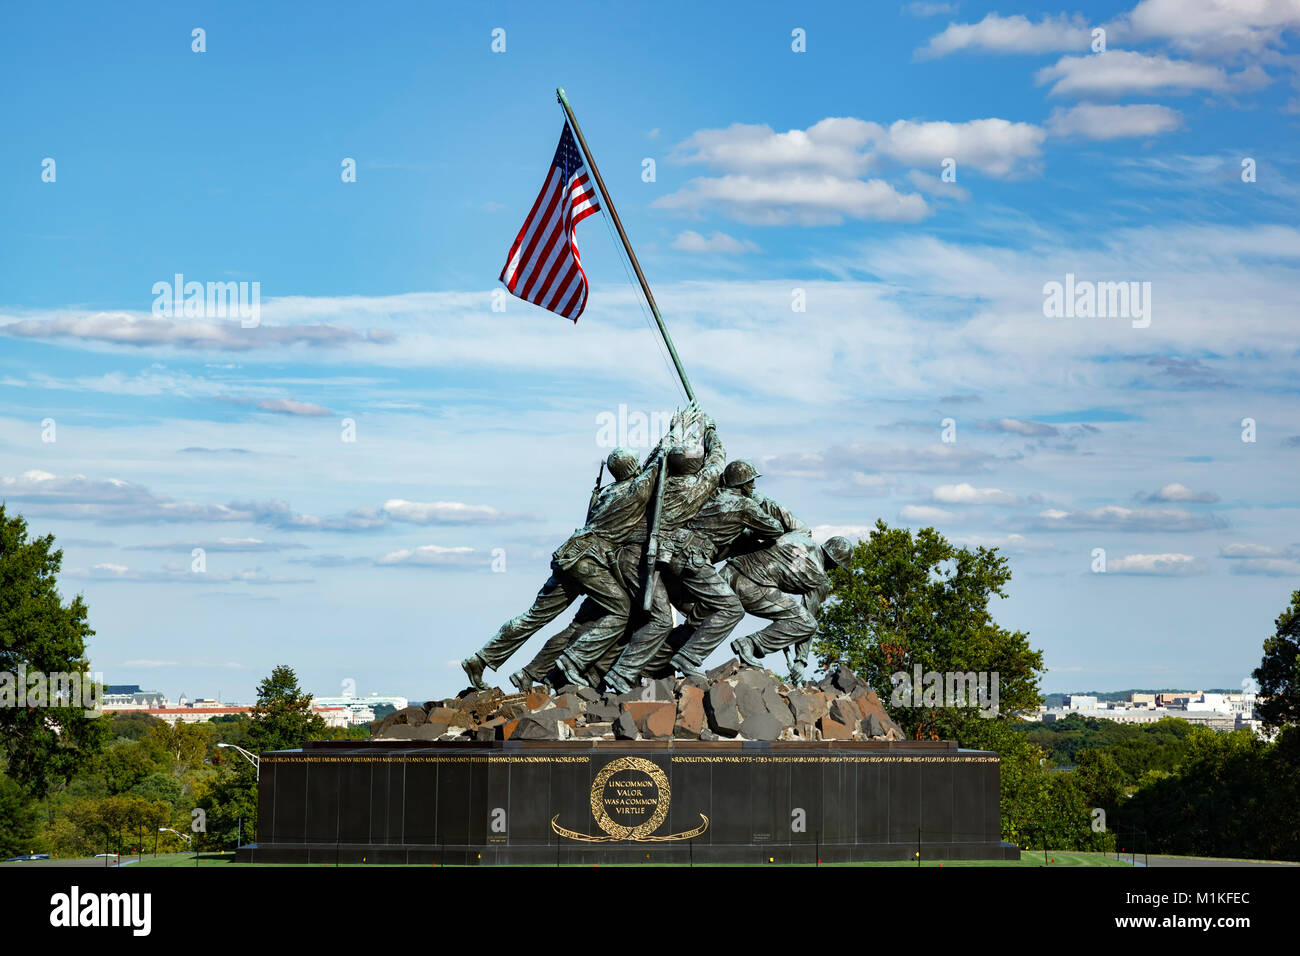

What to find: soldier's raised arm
left=698, top=414, right=725, bottom=484
left=754, top=493, right=810, bottom=535
left=740, top=495, right=785, bottom=539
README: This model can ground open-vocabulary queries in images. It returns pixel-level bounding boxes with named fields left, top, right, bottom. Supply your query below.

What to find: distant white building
left=312, top=694, right=408, bottom=727
left=1041, top=688, right=1265, bottom=735
left=102, top=685, right=168, bottom=709
left=1043, top=706, right=1173, bottom=725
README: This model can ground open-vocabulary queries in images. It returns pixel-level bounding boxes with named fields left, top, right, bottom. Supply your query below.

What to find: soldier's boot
left=730, top=636, right=764, bottom=669
left=554, top=653, right=589, bottom=690
left=461, top=653, right=489, bottom=692
left=603, top=671, right=634, bottom=695
left=669, top=652, right=706, bottom=681
left=508, top=669, right=533, bottom=693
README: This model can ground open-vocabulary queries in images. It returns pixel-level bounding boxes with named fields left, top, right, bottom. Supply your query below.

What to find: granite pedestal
left=236, top=738, right=1018, bottom=864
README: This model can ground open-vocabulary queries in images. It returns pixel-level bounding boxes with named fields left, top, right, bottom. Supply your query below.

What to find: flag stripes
left=499, top=124, right=601, bottom=321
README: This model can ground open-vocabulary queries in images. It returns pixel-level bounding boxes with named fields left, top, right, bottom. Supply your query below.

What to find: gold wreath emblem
left=551, top=756, right=708, bottom=843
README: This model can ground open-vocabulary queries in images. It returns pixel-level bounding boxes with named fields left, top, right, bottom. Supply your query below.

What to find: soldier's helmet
left=722, top=459, right=762, bottom=488
left=667, top=444, right=705, bottom=476
left=821, top=535, right=854, bottom=569
left=606, top=447, right=640, bottom=482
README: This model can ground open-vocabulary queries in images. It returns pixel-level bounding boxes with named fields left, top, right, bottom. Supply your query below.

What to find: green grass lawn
left=128, top=850, right=1131, bottom=867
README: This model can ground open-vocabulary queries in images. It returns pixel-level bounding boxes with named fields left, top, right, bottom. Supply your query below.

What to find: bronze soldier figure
left=460, top=435, right=671, bottom=691
left=727, top=533, right=853, bottom=674
left=601, top=457, right=797, bottom=688
left=628, top=460, right=812, bottom=684
left=552, top=414, right=723, bottom=687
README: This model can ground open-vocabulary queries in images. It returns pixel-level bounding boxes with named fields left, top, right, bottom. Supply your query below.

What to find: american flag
left=499, top=124, right=602, bottom=321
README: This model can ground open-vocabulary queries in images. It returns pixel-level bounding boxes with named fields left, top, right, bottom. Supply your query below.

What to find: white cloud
left=1047, top=103, right=1183, bottom=140
left=66, top=562, right=310, bottom=585
left=2, top=470, right=429, bottom=532
left=933, top=483, right=1022, bottom=505
left=382, top=499, right=531, bottom=525
left=668, top=119, right=877, bottom=178
left=1, top=311, right=392, bottom=351
left=1107, top=552, right=1205, bottom=574
left=947, top=533, right=1060, bottom=554
left=899, top=504, right=957, bottom=521
left=257, top=398, right=333, bottom=416
left=809, top=523, right=878, bottom=543
left=907, top=170, right=972, bottom=201
left=2, top=471, right=251, bottom=524
left=1139, top=482, right=1220, bottom=503
left=1035, top=50, right=1269, bottom=98
left=875, top=118, right=1047, bottom=178
left=843, top=472, right=900, bottom=496
left=976, top=418, right=1058, bottom=437
left=1226, top=557, right=1300, bottom=576
left=764, top=441, right=998, bottom=478
left=126, top=537, right=306, bottom=552
left=1219, top=542, right=1284, bottom=558
left=670, top=230, right=760, bottom=254
left=1121, top=0, right=1300, bottom=55
left=376, top=545, right=480, bottom=568
left=654, top=173, right=929, bottom=226
left=654, top=116, right=1046, bottom=225
left=1219, top=542, right=1300, bottom=575
left=918, top=12, right=1092, bottom=58
left=903, top=1, right=959, bottom=17
left=1031, top=505, right=1223, bottom=532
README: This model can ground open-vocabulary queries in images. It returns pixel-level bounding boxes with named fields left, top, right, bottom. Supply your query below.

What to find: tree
left=64, top=795, right=171, bottom=856
left=0, top=505, right=106, bottom=795
left=1253, top=589, right=1300, bottom=731
left=194, top=766, right=258, bottom=850
left=1119, top=727, right=1298, bottom=860
left=146, top=721, right=211, bottom=772
left=98, top=740, right=161, bottom=795
left=246, top=665, right=327, bottom=754
left=0, top=774, right=42, bottom=858
left=813, top=520, right=1044, bottom=740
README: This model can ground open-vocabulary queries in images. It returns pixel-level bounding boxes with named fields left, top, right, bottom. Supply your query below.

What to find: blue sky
left=2, top=0, right=1298, bottom=704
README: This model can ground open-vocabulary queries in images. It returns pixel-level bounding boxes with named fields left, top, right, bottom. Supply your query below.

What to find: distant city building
left=1040, top=687, right=1264, bottom=735
left=102, top=684, right=365, bottom=730
left=313, top=706, right=350, bottom=729
left=102, top=685, right=167, bottom=709
left=312, top=694, right=408, bottom=727
left=140, top=706, right=251, bottom=726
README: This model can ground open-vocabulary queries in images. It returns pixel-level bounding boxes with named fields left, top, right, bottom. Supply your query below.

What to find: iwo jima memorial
left=240, top=90, right=1018, bottom=864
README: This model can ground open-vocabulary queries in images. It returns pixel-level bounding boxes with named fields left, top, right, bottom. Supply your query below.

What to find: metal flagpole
left=556, top=87, right=696, bottom=404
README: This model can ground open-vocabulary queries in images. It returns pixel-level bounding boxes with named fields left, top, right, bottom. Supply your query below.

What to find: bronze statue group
left=462, top=408, right=852, bottom=695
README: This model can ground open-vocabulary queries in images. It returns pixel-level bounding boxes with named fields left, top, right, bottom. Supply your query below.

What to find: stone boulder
left=370, top=664, right=902, bottom=744
left=705, top=683, right=743, bottom=738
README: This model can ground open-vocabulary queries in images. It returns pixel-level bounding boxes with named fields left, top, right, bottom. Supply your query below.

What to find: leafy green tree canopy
left=1253, top=589, right=1300, bottom=731
left=246, top=664, right=327, bottom=754
left=0, top=505, right=106, bottom=795
left=813, top=520, right=1044, bottom=740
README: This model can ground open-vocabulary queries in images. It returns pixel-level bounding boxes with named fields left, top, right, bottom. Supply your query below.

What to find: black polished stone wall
left=238, top=739, right=1018, bottom=864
